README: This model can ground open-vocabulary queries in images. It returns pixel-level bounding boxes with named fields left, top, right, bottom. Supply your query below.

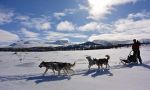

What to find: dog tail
left=71, top=61, right=76, bottom=67
left=105, top=55, right=110, bottom=60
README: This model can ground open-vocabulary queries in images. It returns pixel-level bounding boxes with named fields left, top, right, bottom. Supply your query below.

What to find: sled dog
left=86, top=55, right=110, bottom=70
left=39, top=61, right=75, bottom=76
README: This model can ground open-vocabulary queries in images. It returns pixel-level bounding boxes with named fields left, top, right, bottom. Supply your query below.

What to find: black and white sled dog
left=39, top=61, right=76, bottom=76
left=86, top=56, right=97, bottom=70
left=86, top=55, right=110, bottom=70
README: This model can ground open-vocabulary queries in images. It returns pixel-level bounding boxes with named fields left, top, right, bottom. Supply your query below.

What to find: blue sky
left=0, top=0, right=150, bottom=45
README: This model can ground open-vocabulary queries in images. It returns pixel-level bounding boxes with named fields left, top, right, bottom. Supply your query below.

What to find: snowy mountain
left=53, top=40, right=71, bottom=45
left=140, top=39, right=150, bottom=43
left=92, top=40, right=113, bottom=46
left=9, top=40, right=49, bottom=48
left=92, top=39, right=150, bottom=46
left=7, top=39, right=150, bottom=49
left=80, top=41, right=102, bottom=46
left=9, top=40, right=71, bottom=48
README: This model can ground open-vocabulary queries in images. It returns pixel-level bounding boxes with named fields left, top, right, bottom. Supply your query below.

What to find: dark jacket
left=132, top=41, right=141, bottom=51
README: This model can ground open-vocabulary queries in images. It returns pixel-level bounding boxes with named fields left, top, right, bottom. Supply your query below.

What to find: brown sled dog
left=39, top=61, right=75, bottom=76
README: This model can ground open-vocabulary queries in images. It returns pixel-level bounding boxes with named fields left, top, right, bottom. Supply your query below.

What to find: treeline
left=0, top=43, right=149, bottom=52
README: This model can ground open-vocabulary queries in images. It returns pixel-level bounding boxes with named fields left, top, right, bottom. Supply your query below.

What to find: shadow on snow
left=27, top=75, right=70, bottom=84
left=83, top=69, right=113, bottom=77
left=0, top=69, right=113, bottom=84
left=0, top=74, right=70, bottom=84
left=0, top=60, right=149, bottom=84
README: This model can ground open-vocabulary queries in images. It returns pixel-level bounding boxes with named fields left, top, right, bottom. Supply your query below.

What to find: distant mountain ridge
left=9, top=40, right=71, bottom=48
left=8, top=39, right=150, bottom=48
left=92, top=39, right=150, bottom=46
left=0, top=39, right=149, bottom=51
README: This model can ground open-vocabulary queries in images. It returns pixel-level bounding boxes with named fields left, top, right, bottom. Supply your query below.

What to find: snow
left=0, top=46, right=150, bottom=90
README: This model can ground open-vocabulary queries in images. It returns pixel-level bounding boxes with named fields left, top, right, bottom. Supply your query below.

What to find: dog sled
left=120, top=50, right=138, bottom=65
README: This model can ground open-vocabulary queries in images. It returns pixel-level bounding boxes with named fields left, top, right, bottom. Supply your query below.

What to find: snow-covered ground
left=0, top=46, right=150, bottom=90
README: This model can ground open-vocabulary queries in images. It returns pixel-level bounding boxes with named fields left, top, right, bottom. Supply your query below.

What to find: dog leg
left=98, top=65, right=100, bottom=69
left=108, top=64, right=110, bottom=68
left=106, top=64, right=110, bottom=69
left=105, top=64, right=108, bottom=69
left=58, top=70, right=61, bottom=75
left=52, top=69, right=55, bottom=75
left=66, top=69, right=71, bottom=76
left=106, top=65, right=108, bottom=69
left=88, top=65, right=91, bottom=70
left=105, top=64, right=107, bottom=69
left=43, top=68, right=48, bottom=76
left=101, top=64, right=104, bottom=70
left=63, top=69, right=68, bottom=75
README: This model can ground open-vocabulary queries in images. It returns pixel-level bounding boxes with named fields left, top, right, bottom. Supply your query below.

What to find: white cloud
left=0, top=29, right=19, bottom=42
left=78, top=22, right=113, bottom=32
left=21, top=28, right=39, bottom=38
left=53, top=9, right=76, bottom=20
left=45, top=31, right=87, bottom=41
left=78, top=22, right=98, bottom=31
left=41, top=22, right=51, bottom=30
left=15, top=15, right=30, bottom=21
left=53, top=12, right=66, bottom=19
left=64, top=8, right=77, bottom=14
left=128, top=11, right=150, bottom=19
left=114, top=12, right=150, bottom=33
left=21, top=17, right=51, bottom=30
left=56, top=21, right=75, bottom=31
left=87, top=0, right=137, bottom=20
left=53, top=4, right=89, bottom=19
left=0, top=9, right=14, bottom=24
left=88, top=11, right=150, bottom=41
left=78, top=4, right=89, bottom=11
left=53, top=8, right=77, bottom=20
left=89, top=32, right=150, bottom=41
